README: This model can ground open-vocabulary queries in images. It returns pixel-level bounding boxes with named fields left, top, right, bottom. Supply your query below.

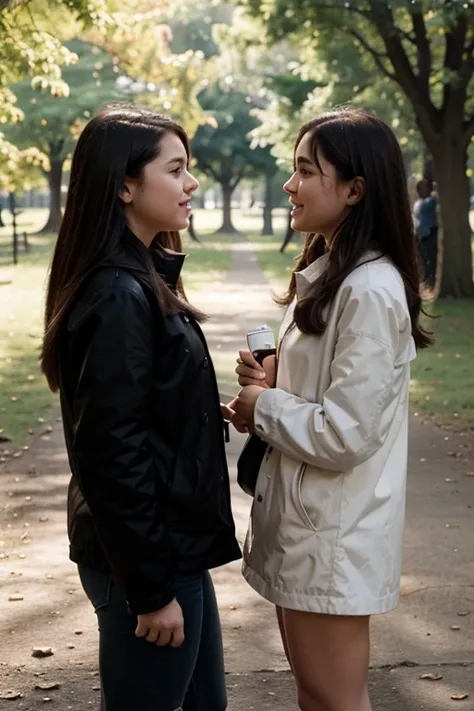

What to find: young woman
left=41, top=105, right=241, bottom=711
left=234, top=108, right=432, bottom=711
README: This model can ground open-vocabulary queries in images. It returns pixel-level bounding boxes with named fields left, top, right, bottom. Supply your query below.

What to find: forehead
left=295, top=131, right=313, bottom=158
left=157, top=131, right=187, bottom=160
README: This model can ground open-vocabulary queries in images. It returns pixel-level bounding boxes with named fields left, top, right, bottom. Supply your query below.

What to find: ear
left=119, top=177, right=135, bottom=205
left=346, top=176, right=365, bottom=206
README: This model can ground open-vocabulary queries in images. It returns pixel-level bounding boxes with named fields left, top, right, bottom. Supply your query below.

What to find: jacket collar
left=295, top=253, right=330, bottom=299
left=101, top=226, right=187, bottom=290
left=295, top=249, right=384, bottom=300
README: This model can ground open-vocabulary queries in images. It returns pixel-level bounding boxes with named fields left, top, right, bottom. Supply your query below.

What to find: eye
left=171, top=166, right=182, bottom=175
left=299, top=167, right=312, bottom=176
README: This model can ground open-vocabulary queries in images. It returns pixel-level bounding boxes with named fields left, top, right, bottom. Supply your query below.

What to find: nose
left=283, top=173, right=297, bottom=195
left=185, top=171, right=199, bottom=194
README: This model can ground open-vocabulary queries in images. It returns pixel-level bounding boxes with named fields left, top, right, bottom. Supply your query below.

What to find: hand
left=236, top=350, right=276, bottom=389
left=135, top=598, right=184, bottom=648
left=223, top=398, right=249, bottom=434
left=234, top=385, right=266, bottom=429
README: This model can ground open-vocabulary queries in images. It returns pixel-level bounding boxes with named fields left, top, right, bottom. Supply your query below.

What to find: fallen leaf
left=451, top=694, right=468, bottom=701
left=466, top=472, right=474, bottom=477
left=43, top=698, right=52, bottom=703
left=8, top=594, right=24, bottom=602
left=457, top=611, right=470, bottom=617
left=35, top=683, right=60, bottom=691
left=420, top=673, right=443, bottom=681
left=450, top=625, right=461, bottom=631
left=32, top=647, right=54, bottom=659
left=0, top=691, right=23, bottom=700
left=74, top=630, right=83, bottom=636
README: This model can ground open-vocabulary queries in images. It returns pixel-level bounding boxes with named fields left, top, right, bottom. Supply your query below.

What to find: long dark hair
left=42, top=104, right=202, bottom=392
left=279, top=108, right=433, bottom=349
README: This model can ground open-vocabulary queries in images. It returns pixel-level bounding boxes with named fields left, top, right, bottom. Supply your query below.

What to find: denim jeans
left=78, top=566, right=227, bottom=711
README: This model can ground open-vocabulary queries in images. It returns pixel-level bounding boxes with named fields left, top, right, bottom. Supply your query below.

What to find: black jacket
left=59, top=231, right=241, bottom=615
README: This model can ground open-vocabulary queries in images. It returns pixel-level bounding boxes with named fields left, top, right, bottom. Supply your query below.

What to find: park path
left=1, top=235, right=474, bottom=710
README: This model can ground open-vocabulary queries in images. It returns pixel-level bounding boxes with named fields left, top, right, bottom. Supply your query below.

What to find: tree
left=89, top=1, right=214, bottom=138
left=4, top=39, right=123, bottom=232
left=241, top=0, right=474, bottom=297
left=0, top=0, right=114, bottom=170
left=191, top=83, right=271, bottom=233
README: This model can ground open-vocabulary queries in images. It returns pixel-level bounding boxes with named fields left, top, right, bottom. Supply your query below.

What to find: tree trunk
left=216, top=182, right=238, bottom=234
left=433, top=141, right=474, bottom=298
left=39, top=158, right=64, bottom=234
left=423, top=151, right=434, bottom=191
left=262, top=173, right=274, bottom=235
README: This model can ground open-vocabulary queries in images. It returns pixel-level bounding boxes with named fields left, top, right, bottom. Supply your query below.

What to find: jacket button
left=202, top=412, right=209, bottom=424
left=202, top=357, right=209, bottom=368
left=257, top=494, right=263, bottom=502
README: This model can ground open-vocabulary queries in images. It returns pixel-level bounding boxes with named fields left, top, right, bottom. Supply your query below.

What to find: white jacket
left=242, top=252, right=416, bottom=615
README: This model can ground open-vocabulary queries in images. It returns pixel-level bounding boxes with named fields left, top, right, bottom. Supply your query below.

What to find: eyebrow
left=296, top=156, right=314, bottom=166
left=166, top=156, right=187, bottom=166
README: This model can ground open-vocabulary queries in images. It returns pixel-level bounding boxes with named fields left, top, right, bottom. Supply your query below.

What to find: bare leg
left=282, top=609, right=372, bottom=711
left=275, top=605, right=294, bottom=672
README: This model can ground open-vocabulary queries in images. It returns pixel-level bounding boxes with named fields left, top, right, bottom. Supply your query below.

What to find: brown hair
left=42, top=104, right=203, bottom=392
left=279, top=108, right=433, bottom=349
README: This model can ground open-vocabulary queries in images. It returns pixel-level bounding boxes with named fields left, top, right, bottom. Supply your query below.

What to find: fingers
left=220, top=403, right=235, bottom=421
left=135, top=619, right=148, bottom=638
left=237, top=375, right=267, bottom=388
left=238, top=350, right=264, bottom=370
left=156, top=629, right=172, bottom=647
left=171, top=624, right=185, bottom=648
left=145, top=628, right=160, bottom=643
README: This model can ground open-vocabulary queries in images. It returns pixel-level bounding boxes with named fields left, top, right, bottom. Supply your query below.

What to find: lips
left=290, top=201, right=303, bottom=215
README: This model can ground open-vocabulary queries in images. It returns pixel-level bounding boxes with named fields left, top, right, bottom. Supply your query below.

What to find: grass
left=411, top=301, right=474, bottom=428
left=0, top=208, right=234, bottom=446
left=248, top=230, right=474, bottom=429
left=0, top=231, right=57, bottom=445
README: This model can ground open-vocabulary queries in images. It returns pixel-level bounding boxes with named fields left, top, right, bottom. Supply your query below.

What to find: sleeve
left=72, top=286, right=174, bottom=615
left=253, top=287, right=407, bottom=472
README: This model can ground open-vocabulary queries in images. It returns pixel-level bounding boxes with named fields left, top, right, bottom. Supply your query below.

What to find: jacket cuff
left=254, top=388, right=287, bottom=443
left=127, top=582, right=176, bottom=616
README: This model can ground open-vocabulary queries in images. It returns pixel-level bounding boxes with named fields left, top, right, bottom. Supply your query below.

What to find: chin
left=291, top=216, right=309, bottom=233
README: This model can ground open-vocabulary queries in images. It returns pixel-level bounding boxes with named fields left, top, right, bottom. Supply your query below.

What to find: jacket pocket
left=78, top=565, right=112, bottom=612
left=295, top=464, right=319, bottom=532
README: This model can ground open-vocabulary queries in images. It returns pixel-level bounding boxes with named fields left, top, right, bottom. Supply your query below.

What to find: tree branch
left=230, top=165, right=246, bottom=191
left=409, top=8, right=431, bottom=98
left=196, top=158, right=221, bottom=184
left=367, top=0, right=441, bottom=143
left=443, top=13, right=470, bottom=129
left=348, top=29, right=396, bottom=81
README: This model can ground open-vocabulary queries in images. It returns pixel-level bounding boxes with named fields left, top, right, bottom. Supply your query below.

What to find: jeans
left=418, top=228, right=438, bottom=288
left=78, top=566, right=227, bottom=711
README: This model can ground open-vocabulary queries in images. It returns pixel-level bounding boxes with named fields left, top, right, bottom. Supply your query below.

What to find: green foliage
left=4, top=39, right=123, bottom=166
left=192, top=82, right=272, bottom=186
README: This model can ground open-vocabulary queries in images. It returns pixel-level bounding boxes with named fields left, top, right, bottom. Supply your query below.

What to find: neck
left=124, top=215, right=155, bottom=248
